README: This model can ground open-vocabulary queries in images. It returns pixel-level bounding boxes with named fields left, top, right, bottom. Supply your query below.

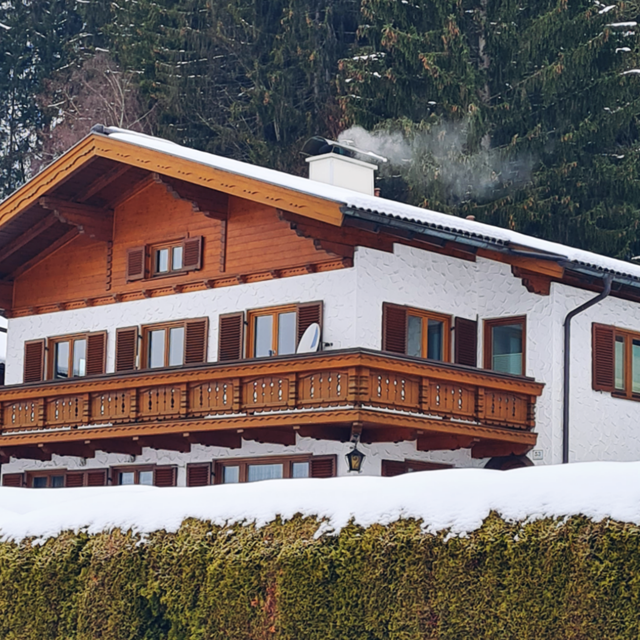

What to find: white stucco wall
left=4, top=241, right=640, bottom=480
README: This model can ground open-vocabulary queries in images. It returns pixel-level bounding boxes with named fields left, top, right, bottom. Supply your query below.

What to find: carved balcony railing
left=0, top=349, right=544, bottom=457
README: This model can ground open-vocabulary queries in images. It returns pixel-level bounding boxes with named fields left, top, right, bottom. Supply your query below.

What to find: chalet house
left=0, top=126, right=637, bottom=489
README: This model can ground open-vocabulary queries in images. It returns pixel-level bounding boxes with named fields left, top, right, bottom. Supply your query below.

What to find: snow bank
left=1, top=462, right=640, bottom=542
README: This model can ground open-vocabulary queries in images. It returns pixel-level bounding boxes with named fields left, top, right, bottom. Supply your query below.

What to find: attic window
left=126, top=236, right=202, bottom=281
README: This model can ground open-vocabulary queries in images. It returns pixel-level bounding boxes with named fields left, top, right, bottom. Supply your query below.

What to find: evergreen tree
left=339, top=0, right=640, bottom=258
left=0, top=0, right=85, bottom=198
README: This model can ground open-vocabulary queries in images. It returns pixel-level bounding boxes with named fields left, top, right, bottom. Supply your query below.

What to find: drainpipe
left=562, top=274, right=613, bottom=463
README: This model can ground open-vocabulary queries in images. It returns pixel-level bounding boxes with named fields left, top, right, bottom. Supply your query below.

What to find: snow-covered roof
left=1, top=461, right=639, bottom=541
left=102, top=127, right=640, bottom=287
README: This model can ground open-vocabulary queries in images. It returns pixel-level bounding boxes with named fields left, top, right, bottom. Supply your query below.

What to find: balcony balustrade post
left=179, top=383, right=188, bottom=418
left=36, top=398, right=45, bottom=428
left=129, top=391, right=137, bottom=422
left=232, top=379, right=241, bottom=412
left=82, top=393, right=90, bottom=425
left=420, top=378, right=430, bottom=413
left=475, top=388, right=485, bottom=422
left=288, top=373, right=297, bottom=409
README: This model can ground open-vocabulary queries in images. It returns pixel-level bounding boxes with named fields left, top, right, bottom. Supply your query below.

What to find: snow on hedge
left=1, top=461, right=640, bottom=542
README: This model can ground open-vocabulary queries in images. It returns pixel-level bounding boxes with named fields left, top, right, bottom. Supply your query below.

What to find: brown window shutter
left=183, top=236, right=203, bottom=271
left=187, top=463, right=211, bottom=487
left=454, top=317, right=477, bottom=367
left=592, top=323, right=615, bottom=391
left=297, top=301, right=323, bottom=343
left=115, top=327, right=138, bottom=372
left=155, top=466, right=177, bottom=487
left=87, top=470, right=107, bottom=486
left=218, top=312, right=244, bottom=362
left=185, top=318, right=208, bottom=365
left=86, top=332, right=107, bottom=376
left=382, top=303, right=407, bottom=354
left=24, top=339, right=45, bottom=383
left=65, top=472, right=85, bottom=488
left=381, top=460, right=408, bottom=477
left=2, top=473, right=24, bottom=487
left=126, top=246, right=146, bottom=281
left=310, top=456, right=336, bottom=478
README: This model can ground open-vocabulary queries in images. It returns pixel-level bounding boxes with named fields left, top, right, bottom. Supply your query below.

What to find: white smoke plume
left=337, top=123, right=535, bottom=203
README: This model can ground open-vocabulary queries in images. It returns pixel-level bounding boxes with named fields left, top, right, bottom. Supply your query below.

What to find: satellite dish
left=297, top=323, right=321, bottom=354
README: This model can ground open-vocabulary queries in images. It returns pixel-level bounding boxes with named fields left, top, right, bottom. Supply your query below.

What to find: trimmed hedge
left=0, top=514, right=638, bottom=639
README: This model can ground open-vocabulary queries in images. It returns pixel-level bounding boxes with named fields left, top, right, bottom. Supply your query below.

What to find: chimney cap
left=301, top=136, right=387, bottom=164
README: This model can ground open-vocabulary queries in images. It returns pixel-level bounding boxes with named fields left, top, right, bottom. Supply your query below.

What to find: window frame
left=47, top=333, right=89, bottom=380
left=483, top=315, right=527, bottom=376
left=140, top=320, right=192, bottom=370
left=111, top=465, right=156, bottom=486
left=611, top=327, right=640, bottom=399
left=26, top=470, right=69, bottom=488
left=247, top=304, right=299, bottom=358
left=150, top=239, right=186, bottom=277
left=405, top=308, right=452, bottom=362
left=213, top=455, right=331, bottom=484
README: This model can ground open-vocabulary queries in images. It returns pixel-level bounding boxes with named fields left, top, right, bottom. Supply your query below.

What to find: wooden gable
left=8, top=163, right=346, bottom=314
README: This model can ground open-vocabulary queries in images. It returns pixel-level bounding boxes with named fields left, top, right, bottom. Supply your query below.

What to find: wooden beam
left=10, top=228, right=79, bottom=279
left=417, top=434, right=476, bottom=451
left=39, top=196, right=113, bottom=242
left=0, top=445, right=51, bottom=461
left=0, top=213, right=59, bottom=265
left=477, top=248, right=565, bottom=279
left=360, top=427, right=414, bottom=443
left=243, top=428, right=296, bottom=446
left=88, top=438, right=142, bottom=456
left=76, top=163, right=131, bottom=202
left=39, top=441, right=96, bottom=458
left=471, top=440, right=531, bottom=459
left=297, top=425, right=351, bottom=442
left=185, top=431, right=242, bottom=449
left=136, top=434, right=191, bottom=453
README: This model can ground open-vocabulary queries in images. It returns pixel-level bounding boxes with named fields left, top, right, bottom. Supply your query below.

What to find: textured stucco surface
left=4, top=242, right=640, bottom=482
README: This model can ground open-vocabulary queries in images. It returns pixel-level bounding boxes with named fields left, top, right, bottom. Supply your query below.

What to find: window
left=116, top=467, right=155, bottom=486
left=31, top=332, right=107, bottom=382
left=51, top=335, right=86, bottom=379
left=214, top=455, right=336, bottom=484
left=243, top=302, right=322, bottom=360
left=152, top=242, right=184, bottom=275
left=140, top=318, right=208, bottom=369
left=27, top=471, right=67, bottom=488
left=484, top=316, right=526, bottom=376
left=111, top=466, right=176, bottom=487
left=250, top=305, right=298, bottom=358
left=126, top=237, right=202, bottom=281
left=406, top=310, right=451, bottom=361
left=382, top=303, right=456, bottom=363
left=594, top=323, right=640, bottom=399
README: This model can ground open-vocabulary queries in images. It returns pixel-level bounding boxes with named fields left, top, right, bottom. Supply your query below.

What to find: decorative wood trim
left=39, top=197, right=113, bottom=242
left=511, top=266, right=552, bottom=295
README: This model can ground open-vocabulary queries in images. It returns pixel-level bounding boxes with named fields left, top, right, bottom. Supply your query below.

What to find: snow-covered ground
left=0, top=462, right=639, bottom=542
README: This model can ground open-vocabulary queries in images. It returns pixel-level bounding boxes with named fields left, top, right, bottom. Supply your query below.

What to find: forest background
left=2, top=0, right=640, bottom=258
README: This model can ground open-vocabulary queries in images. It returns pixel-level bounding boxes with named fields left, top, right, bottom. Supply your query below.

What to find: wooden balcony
left=0, top=349, right=543, bottom=462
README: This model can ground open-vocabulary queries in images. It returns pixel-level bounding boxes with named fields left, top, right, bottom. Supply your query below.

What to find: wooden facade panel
left=225, top=198, right=334, bottom=273
left=13, top=234, right=107, bottom=308
left=11, top=182, right=342, bottom=312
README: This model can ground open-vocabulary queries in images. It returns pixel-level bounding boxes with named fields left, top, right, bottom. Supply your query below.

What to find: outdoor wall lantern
left=346, top=440, right=365, bottom=473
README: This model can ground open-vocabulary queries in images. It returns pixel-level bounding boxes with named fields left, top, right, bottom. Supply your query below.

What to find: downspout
left=562, top=274, right=613, bottom=463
